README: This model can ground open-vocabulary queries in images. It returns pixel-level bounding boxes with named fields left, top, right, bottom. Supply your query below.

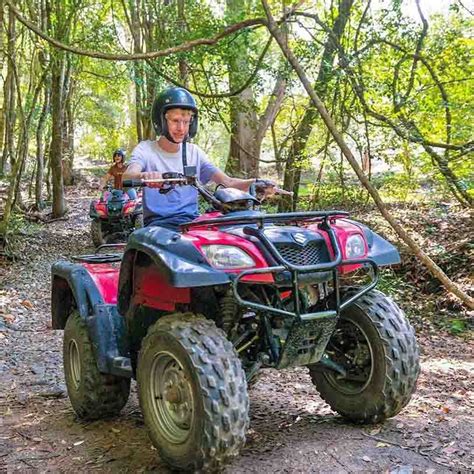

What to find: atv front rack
left=184, top=210, right=379, bottom=319
left=182, top=210, right=350, bottom=230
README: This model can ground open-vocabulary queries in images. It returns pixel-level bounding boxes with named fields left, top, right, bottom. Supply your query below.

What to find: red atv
left=89, top=184, right=143, bottom=247
left=52, top=169, right=419, bottom=471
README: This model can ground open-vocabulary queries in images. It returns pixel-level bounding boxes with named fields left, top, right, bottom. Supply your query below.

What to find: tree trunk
left=50, top=56, right=67, bottom=217
left=0, top=0, right=4, bottom=173
left=226, top=85, right=259, bottom=177
left=225, top=0, right=259, bottom=177
left=35, top=87, right=50, bottom=209
left=281, top=0, right=354, bottom=210
left=177, top=0, right=189, bottom=86
left=62, top=62, right=75, bottom=186
left=1, top=7, right=17, bottom=175
left=263, top=1, right=474, bottom=309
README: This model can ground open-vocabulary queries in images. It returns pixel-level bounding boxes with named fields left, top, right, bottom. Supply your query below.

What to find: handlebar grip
left=123, top=179, right=144, bottom=188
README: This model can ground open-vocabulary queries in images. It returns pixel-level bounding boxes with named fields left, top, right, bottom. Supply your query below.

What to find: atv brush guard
left=183, top=210, right=379, bottom=370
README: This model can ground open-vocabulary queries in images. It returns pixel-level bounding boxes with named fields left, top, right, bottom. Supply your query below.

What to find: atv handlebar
left=123, top=176, right=292, bottom=207
left=122, top=177, right=189, bottom=188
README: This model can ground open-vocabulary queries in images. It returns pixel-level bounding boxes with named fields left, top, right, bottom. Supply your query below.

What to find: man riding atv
left=53, top=86, right=420, bottom=472
left=123, top=87, right=275, bottom=230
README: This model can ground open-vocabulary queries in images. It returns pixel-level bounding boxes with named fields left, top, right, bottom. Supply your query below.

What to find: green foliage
left=447, top=318, right=469, bottom=335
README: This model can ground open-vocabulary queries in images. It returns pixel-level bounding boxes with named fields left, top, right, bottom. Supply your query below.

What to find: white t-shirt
left=129, top=140, right=218, bottom=226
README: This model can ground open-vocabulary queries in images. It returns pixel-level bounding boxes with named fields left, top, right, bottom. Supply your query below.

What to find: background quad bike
left=89, top=185, right=143, bottom=247
left=55, top=175, right=419, bottom=471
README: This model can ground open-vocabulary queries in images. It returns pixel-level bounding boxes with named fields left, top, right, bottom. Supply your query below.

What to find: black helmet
left=151, top=87, right=198, bottom=142
left=112, top=149, right=125, bottom=161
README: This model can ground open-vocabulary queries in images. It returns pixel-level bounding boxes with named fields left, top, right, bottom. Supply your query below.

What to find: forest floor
left=0, top=181, right=473, bottom=473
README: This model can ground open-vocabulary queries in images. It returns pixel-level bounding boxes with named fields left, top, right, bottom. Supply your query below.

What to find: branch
left=145, top=35, right=273, bottom=98
left=5, top=0, right=266, bottom=61
left=394, top=0, right=428, bottom=112
left=262, top=0, right=474, bottom=309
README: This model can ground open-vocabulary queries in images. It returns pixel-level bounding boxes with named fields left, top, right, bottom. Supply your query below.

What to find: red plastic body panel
left=133, top=263, right=191, bottom=311
left=187, top=214, right=369, bottom=277
left=191, top=211, right=222, bottom=224
left=93, top=201, right=107, bottom=217
left=185, top=230, right=274, bottom=283
left=306, top=219, right=368, bottom=274
left=82, top=263, right=120, bottom=304
left=123, top=201, right=137, bottom=215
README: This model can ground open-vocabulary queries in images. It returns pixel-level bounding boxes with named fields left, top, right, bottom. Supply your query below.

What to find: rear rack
left=71, top=243, right=125, bottom=264
left=71, top=254, right=122, bottom=263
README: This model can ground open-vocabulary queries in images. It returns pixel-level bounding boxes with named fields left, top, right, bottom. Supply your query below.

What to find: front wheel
left=90, top=219, right=106, bottom=247
left=308, top=289, right=420, bottom=423
left=137, top=313, right=249, bottom=472
left=63, top=311, right=130, bottom=420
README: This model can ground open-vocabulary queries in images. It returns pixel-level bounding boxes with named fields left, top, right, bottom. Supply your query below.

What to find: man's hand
left=141, top=171, right=163, bottom=188
left=255, top=179, right=293, bottom=201
left=255, top=179, right=277, bottom=200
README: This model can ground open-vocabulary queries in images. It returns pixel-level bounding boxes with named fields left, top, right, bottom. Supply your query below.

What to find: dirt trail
left=1, top=187, right=473, bottom=473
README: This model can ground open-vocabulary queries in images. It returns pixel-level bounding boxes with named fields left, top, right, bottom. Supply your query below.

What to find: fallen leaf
left=2, top=314, right=15, bottom=323
left=369, top=427, right=381, bottom=435
left=376, top=442, right=389, bottom=448
left=442, top=446, right=457, bottom=455
left=21, top=300, right=34, bottom=309
left=441, top=406, right=450, bottom=414
left=73, top=440, right=84, bottom=446
left=111, top=428, right=121, bottom=434
left=362, top=456, right=371, bottom=462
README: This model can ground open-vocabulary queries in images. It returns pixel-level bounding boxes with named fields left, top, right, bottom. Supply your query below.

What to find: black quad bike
left=89, top=184, right=143, bottom=247
left=52, top=169, right=420, bottom=472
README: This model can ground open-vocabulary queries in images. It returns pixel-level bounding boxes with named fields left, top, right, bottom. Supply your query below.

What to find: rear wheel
left=308, top=289, right=420, bottom=423
left=63, top=311, right=130, bottom=420
left=91, top=219, right=106, bottom=247
left=137, top=313, right=249, bottom=472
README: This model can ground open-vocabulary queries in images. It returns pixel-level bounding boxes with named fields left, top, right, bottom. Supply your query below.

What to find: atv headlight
left=201, top=245, right=255, bottom=269
left=345, top=234, right=365, bottom=258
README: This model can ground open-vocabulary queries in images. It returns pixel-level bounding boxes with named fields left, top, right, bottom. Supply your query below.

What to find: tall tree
left=280, top=0, right=355, bottom=210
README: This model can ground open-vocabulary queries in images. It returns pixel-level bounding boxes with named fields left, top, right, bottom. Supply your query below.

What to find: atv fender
left=358, top=225, right=401, bottom=266
left=118, top=226, right=230, bottom=315
left=51, top=261, right=104, bottom=325
left=51, top=261, right=131, bottom=378
left=340, top=219, right=400, bottom=266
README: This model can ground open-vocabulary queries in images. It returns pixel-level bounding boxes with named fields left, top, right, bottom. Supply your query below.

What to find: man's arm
left=123, top=163, right=143, bottom=180
left=123, top=162, right=163, bottom=188
left=210, top=169, right=254, bottom=191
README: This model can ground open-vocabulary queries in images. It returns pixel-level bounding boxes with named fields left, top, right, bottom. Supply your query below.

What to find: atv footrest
left=300, top=310, right=337, bottom=321
left=277, top=316, right=338, bottom=369
left=111, top=356, right=133, bottom=378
